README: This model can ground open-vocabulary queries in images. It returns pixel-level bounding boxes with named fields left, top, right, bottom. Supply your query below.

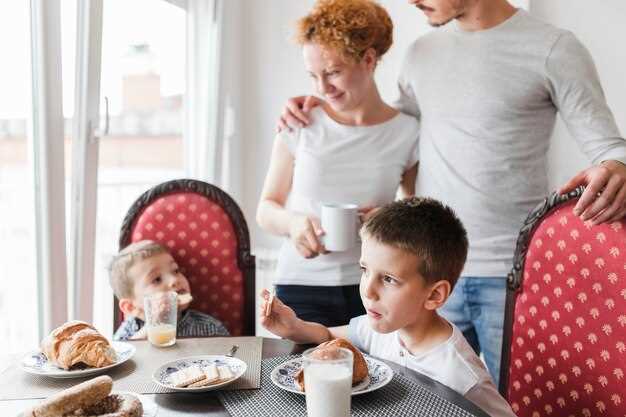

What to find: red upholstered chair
left=116, top=179, right=255, bottom=336
left=499, top=187, right=626, bottom=417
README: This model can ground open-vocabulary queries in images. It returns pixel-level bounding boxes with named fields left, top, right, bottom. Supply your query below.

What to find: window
left=92, top=0, right=186, bottom=334
left=2, top=0, right=223, bottom=348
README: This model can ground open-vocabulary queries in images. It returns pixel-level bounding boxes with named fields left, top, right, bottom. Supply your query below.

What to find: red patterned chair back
left=500, top=187, right=626, bottom=417
left=116, top=179, right=255, bottom=336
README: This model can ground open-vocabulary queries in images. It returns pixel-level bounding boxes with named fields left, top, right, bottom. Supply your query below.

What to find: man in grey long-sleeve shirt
left=276, top=0, right=626, bottom=386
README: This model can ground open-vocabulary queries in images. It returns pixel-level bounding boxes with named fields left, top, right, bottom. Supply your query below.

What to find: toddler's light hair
left=108, top=240, right=167, bottom=299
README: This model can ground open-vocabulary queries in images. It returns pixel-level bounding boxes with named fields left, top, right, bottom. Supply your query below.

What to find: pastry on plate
left=296, top=338, right=369, bottom=391
left=22, top=375, right=142, bottom=417
left=41, top=321, right=117, bottom=370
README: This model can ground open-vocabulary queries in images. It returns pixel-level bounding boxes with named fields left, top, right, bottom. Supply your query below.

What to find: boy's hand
left=259, top=289, right=299, bottom=339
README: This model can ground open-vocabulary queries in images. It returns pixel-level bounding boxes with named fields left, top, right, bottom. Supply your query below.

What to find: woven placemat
left=219, top=355, right=479, bottom=417
left=0, top=337, right=262, bottom=400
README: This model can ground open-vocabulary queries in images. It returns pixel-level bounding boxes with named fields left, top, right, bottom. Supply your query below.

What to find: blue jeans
left=275, top=284, right=365, bottom=328
left=439, top=276, right=506, bottom=386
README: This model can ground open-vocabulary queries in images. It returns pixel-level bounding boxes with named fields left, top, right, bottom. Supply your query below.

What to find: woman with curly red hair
left=257, top=0, right=419, bottom=326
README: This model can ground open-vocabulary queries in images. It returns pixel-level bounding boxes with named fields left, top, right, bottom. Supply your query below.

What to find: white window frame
left=29, top=0, right=68, bottom=338
left=69, top=0, right=103, bottom=323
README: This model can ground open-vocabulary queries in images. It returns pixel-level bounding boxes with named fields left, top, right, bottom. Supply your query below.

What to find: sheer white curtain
left=184, top=0, right=226, bottom=184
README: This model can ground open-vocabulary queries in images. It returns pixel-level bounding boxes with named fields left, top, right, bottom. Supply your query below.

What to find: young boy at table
left=109, top=240, right=229, bottom=340
left=261, top=197, right=515, bottom=417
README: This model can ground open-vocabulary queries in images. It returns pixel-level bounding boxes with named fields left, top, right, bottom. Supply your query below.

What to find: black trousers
left=275, top=284, right=365, bottom=327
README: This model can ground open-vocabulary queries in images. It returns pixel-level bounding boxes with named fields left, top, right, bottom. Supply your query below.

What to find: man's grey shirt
left=395, top=9, right=626, bottom=276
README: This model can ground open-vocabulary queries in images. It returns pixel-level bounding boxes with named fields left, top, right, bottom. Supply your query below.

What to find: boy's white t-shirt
left=348, top=315, right=516, bottom=417
left=274, top=107, right=419, bottom=286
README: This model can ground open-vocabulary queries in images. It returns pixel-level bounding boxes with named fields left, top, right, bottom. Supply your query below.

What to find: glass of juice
left=144, top=291, right=177, bottom=347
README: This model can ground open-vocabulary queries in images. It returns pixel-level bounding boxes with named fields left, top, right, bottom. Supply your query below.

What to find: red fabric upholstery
left=505, top=199, right=626, bottom=416
left=128, top=191, right=246, bottom=336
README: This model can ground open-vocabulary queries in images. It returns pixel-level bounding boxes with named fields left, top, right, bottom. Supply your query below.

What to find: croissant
left=296, top=338, right=369, bottom=391
left=41, top=321, right=117, bottom=370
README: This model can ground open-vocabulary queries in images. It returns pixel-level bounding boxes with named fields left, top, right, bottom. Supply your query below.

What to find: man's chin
left=428, top=17, right=454, bottom=27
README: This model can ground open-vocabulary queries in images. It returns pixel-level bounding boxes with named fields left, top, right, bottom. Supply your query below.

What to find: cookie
left=217, top=365, right=234, bottom=381
left=187, top=364, right=220, bottom=388
left=168, top=365, right=205, bottom=387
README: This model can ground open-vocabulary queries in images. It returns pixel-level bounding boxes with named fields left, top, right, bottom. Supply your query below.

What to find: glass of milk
left=302, top=346, right=353, bottom=417
left=144, top=291, right=177, bottom=347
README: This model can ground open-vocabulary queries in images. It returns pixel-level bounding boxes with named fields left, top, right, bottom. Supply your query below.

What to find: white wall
left=235, top=0, right=626, bottom=250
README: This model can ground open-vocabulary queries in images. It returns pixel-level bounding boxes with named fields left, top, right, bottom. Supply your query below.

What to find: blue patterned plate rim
left=152, top=355, right=247, bottom=392
left=20, top=341, right=136, bottom=378
left=270, top=354, right=393, bottom=396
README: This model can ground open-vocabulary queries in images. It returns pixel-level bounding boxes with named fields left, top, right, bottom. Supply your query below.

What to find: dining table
left=0, top=337, right=490, bottom=417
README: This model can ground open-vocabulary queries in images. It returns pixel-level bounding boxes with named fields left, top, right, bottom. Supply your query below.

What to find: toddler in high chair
left=109, top=240, right=229, bottom=340
left=261, top=197, right=516, bottom=417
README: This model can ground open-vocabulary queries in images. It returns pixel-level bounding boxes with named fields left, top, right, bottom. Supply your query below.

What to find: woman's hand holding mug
left=289, top=213, right=327, bottom=258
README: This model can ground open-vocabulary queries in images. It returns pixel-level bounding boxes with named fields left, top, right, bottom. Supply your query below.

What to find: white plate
left=270, top=355, right=393, bottom=396
left=20, top=342, right=135, bottom=379
left=152, top=355, right=247, bottom=393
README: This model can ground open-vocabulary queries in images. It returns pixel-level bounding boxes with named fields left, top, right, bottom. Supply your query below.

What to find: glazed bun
left=296, top=338, right=369, bottom=391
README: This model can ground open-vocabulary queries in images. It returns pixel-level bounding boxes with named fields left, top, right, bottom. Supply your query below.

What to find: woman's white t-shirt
left=274, top=107, right=419, bottom=286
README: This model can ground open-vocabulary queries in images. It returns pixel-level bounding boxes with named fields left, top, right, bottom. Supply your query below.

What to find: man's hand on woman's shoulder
left=277, top=95, right=323, bottom=132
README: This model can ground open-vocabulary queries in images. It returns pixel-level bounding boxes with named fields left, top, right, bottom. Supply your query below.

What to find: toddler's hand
left=288, top=214, right=327, bottom=258
left=177, top=292, right=193, bottom=312
left=259, top=289, right=299, bottom=339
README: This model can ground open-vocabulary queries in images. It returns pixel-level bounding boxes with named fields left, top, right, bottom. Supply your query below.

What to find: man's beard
left=429, top=17, right=455, bottom=27
left=428, top=10, right=464, bottom=27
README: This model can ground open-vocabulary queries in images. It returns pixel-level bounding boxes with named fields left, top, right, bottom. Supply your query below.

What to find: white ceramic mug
left=321, top=203, right=358, bottom=252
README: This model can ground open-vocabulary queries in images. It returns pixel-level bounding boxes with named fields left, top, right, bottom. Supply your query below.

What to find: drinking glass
left=143, top=291, right=177, bottom=347
left=302, top=346, right=353, bottom=417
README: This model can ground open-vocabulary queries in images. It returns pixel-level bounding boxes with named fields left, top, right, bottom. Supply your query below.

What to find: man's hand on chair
left=559, top=160, right=626, bottom=225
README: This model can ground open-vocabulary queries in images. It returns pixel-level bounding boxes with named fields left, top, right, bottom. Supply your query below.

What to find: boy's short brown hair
left=361, top=197, right=468, bottom=288
left=108, top=240, right=167, bottom=299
